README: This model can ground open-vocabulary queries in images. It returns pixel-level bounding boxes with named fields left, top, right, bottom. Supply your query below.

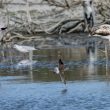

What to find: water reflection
left=61, top=88, right=68, bottom=94
left=104, top=43, right=110, bottom=85
left=86, top=41, right=98, bottom=77
left=14, top=45, right=37, bottom=82
left=0, top=43, right=37, bottom=82
left=0, top=42, right=109, bottom=83
left=0, top=40, right=110, bottom=110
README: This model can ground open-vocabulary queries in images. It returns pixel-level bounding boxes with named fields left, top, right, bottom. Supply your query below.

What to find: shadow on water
left=61, top=88, right=68, bottom=94
left=61, top=84, right=68, bottom=94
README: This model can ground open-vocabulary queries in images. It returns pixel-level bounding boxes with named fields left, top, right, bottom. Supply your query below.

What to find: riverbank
left=0, top=0, right=110, bottom=42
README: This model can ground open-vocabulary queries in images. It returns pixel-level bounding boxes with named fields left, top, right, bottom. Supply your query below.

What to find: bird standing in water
left=54, top=52, right=66, bottom=85
left=13, top=44, right=36, bottom=53
left=59, top=59, right=64, bottom=73
left=59, top=58, right=66, bottom=85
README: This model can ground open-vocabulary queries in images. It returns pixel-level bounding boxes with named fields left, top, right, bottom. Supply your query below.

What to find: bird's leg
left=59, top=72, right=66, bottom=85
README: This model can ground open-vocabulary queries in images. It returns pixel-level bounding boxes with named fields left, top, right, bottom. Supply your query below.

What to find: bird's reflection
left=104, top=43, right=110, bottom=85
left=86, top=41, right=98, bottom=75
left=61, top=88, right=68, bottom=94
left=16, top=59, right=36, bottom=69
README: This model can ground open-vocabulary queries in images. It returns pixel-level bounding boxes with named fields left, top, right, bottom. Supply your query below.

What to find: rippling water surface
left=0, top=40, right=110, bottom=110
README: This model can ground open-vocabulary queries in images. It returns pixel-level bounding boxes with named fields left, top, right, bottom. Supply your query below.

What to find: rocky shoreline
left=0, top=0, right=109, bottom=43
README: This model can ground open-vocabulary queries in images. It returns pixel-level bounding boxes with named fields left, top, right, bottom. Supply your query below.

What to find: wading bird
left=82, top=0, right=94, bottom=35
left=13, top=44, right=38, bottom=81
left=13, top=44, right=37, bottom=67
left=13, top=44, right=36, bottom=53
left=54, top=58, right=66, bottom=85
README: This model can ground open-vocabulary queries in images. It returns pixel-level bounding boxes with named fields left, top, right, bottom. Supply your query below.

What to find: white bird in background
left=13, top=44, right=38, bottom=81
left=13, top=44, right=37, bottom=67
left=13, top=44, right=36, bottom=53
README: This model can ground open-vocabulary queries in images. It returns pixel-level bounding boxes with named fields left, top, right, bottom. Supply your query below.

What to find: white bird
left=13, top=44, right=36, bottom=53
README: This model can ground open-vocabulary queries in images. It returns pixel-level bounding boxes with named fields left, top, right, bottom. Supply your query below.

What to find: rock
left=94, top=24, right=110, bottom=36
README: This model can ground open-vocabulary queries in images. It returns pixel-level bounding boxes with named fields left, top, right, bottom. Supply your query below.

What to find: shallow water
left=0, top=39, right=110, bottom=110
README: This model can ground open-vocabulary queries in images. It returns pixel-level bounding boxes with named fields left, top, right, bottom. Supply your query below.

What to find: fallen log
left=43, top=19, right=84, bottom=34
left=2, top=32, right=37, bottom=42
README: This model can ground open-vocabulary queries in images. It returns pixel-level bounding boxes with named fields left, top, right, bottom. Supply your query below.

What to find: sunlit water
left=0, top=40, right=110, bottom=110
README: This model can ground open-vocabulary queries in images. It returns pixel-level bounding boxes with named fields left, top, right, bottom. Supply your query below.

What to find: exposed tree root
left=42, top=19, right=84, bottom=34
left=2, top=32, right=36, bottom=42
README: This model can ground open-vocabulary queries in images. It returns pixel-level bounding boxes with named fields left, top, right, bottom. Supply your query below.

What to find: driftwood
left=1, top=19, right=85, bottom=42
left=2, top=32, right=36, bottom=42
left=0, top=18, right=89, bottom=43
left=41, top=19, right=85, bottom=34
left=2, top=16, right=110, bottom=43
